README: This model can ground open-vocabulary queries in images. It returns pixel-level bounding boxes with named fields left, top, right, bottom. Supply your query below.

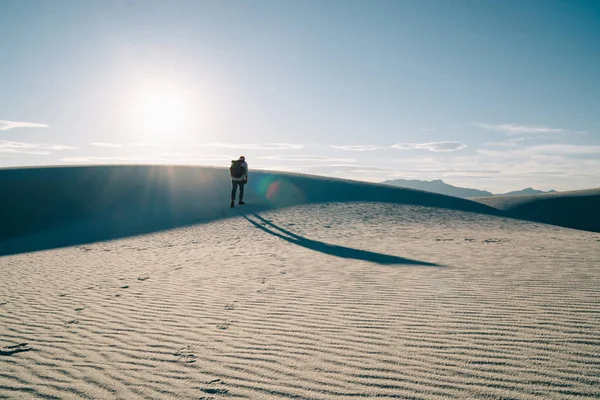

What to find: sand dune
left=0, top=165, right=500, bottom=256
left=474, top=188, right=600, bottom=233
left=1, top=166, right=599, bottom=399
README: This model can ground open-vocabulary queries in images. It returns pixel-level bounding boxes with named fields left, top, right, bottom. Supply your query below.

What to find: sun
left=130, top=84, right=193, bottom=141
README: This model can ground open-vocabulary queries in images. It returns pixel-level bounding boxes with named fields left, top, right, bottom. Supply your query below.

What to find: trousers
left=231, top=181, right=245, bottom=200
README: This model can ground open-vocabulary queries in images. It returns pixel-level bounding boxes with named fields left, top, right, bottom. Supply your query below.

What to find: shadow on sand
left=244, top=213, right=439, bottom=267
left=0, top=165, right=503, bottom=257
left=474, top=188, right=600, bottom=233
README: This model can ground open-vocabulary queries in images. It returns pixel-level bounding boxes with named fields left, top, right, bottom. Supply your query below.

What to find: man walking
left=230, top=156, right=248, bottom=208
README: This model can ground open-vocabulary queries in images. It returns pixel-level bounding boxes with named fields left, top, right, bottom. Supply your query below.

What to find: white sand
left=1, top=202, right=599, bottom=399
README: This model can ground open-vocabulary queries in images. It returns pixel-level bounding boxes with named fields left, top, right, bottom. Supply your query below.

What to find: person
left=229, top=156, right=248, bottom=208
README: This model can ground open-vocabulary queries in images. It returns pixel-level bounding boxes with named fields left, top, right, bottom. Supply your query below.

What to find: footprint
left=257, top=285, right=275, bottom=293
left=464, top=238, right=476, bottom=242
left=65, top=320, right=79, bottom=325
left=137, top=277, right=149, bottom=281
left=200, top=388, right=228, bottom=395
left=121, top=286, right=129, bottom=289
left=58, top=294, right=67, bottom=298
left=173, top=346, right=197, bottom=363
left=224, top=304, right=235, bottom=310
left=0, top=302, right=7, bottom=306
left=0, top=343, right=32, bottom=356
left=217, top=323, right=230, bottom=330
left=483, top=238, right=507, bottom=244
left=74, top=307, right=86, bottom=312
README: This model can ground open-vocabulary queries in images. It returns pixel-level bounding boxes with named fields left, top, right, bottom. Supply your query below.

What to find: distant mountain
left=499, top=188, right=557, bottom=196
left=382, top=179, right=493, bottom=198
left=381, top=179, right=555, bottom=198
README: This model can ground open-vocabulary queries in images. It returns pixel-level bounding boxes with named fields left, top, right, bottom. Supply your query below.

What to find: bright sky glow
left=129, top=84, right=192, bottom=142
left=1, top=0, right=599, bottom=193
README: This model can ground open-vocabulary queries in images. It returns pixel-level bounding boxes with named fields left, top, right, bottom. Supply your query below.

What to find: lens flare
left=253, top=175, right=306, bottom=205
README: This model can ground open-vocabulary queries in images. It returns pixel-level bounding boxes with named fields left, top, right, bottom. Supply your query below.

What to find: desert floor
left=1, top=202, right=599, bottom=399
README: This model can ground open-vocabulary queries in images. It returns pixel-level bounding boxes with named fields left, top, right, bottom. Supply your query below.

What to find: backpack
left=230, top=160, right=245, bottom=178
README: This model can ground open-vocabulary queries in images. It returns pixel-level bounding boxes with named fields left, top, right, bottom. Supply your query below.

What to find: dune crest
left=474, top=188, right=600, bottom=233
left=0, top=165, right=500, bottom=256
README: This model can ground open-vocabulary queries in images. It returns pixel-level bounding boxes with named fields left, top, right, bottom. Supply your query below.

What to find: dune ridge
left=474, top=188, right=600, bottom=233
left=0, top=165, right=501, bottom=256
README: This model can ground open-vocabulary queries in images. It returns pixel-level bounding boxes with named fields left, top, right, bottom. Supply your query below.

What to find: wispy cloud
left=485, top=137, right=533, bottom=147
left=330, top=145, right=385, bottom=151
left=0, top=120, right=49, bottom=131
left=259, top=155, right=356, bottom=162
left=0, top=140, right=75, bottom=155
left=514, top=144, right=600, bottom=156
left=418, top=127, right=437, bottom=132
left=62, top=156, right=150, bottom=163
left=203, top=142, right=304, bottom=150
left=160, top=152, right=234, bottom=160
left=475, top=123, right=587, bottom=135
left=129, top=142, right=160, bottom=147
left=62, top=153, right=235, bottom=164
left=478, top=144, right=600, bottom=157
left=391, top=141, right=467, bottom=152
left=332, top=142, right=466, bottom=152
left=91, top=142, right=124, bottom=148
left=0, top=149, right=51, bottom=155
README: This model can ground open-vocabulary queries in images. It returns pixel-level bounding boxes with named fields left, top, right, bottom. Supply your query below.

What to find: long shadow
left=0, top=165, right=503, bottom=257
left=244, top=213, right=439, bottom=267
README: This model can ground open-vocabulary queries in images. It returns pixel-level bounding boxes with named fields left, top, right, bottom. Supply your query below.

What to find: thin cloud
left=0, top=120, right=49, bottom=131
left=391, top=141, right=467, bottom=152
left=330, top=145, right=385, bottom=151
left=515, top=144, right=600, bottom=155
left=475, top=123, right=587, bottom=135
left=259, top=155, right=356, bottom=162
left=485, top=137, right=533, bottom=147
left=203, top=142, right=304, bottom=150
left=91, top=142, right=124, bottom=148
left=129, top=142, right=160, bottom=147
left=62, top=156, right=151, bottom=163
left=0, top=140, right=76, bottom=155
left=478, top=144, right=600, bottom=157
left=63, top=153, right=241, bottom=165
left=160, top=152, right=234, bottom=160
left=0, top=149, right=51, bottom=155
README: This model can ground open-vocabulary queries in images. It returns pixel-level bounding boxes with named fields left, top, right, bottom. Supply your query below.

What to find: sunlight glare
left=131, top=84, right=193, bottom=141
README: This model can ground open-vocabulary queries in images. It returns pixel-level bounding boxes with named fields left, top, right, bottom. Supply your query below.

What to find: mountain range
left=381, top=179, right=556, bottom=198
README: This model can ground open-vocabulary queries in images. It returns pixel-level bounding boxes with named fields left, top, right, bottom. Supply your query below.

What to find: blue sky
left=1, top=0, right=599, bottom=192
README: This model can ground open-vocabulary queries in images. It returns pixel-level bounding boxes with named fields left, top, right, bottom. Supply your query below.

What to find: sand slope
left=1, top=202, right=599, bottom=399
left=473, top=188, right=600, bottom=233
left=1, top=166, right=599, bottom=399
left=0, top=165, right=500, bottom=256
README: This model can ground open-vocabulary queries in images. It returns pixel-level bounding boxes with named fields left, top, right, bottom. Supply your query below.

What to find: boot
left=238, top=200, right=245, bottom=205
left=230, top=200, right=235, bottom=208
